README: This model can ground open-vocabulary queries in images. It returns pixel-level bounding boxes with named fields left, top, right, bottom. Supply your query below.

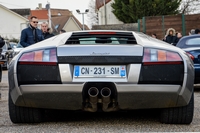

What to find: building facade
left=96, top=0, right=123, bottom=25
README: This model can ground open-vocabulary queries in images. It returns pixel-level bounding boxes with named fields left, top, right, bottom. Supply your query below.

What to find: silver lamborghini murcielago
left=8, top=30, right=194, bottom=124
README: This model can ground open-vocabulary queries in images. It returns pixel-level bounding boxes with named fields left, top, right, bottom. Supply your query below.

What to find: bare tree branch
left=86, top=0, right=98, bottom=29
left=180, top=0, right=200, bottom=14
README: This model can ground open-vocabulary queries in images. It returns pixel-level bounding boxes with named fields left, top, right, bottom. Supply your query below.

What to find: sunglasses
left=32, top=21, right=38, bottom=23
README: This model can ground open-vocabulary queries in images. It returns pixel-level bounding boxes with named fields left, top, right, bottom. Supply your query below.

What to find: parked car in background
left=9, top=42, right=17, bottom=49
left=12, top=42, right=24, bottom=57
left=0, top=36, right=5, bottom=82
left=176, top=34, right=200, bottom=84
left=1, top=40, right=14, bottom=69
left=8, top=30, right=194, bottom=124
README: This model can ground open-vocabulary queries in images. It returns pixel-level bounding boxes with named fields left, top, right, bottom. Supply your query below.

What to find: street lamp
left=76, top=9, right=89, bottom=30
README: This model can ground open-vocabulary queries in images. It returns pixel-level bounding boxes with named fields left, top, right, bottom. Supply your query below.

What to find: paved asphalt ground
left=1, top=70, right=200, bottom=132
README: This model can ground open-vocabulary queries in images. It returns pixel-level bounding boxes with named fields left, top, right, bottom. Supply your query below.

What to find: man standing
left=41, top=22, right=54, bottom=39
left=20, top=16, right=44, bottom=47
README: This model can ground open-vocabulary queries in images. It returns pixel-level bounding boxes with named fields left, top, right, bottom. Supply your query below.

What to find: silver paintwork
left=14, top=83, right=181, bottom=110
left=57, top=45, right=143, bottom=56
left=8, top=30, right=194, bottom=111
left=59, top=64, right=73, bottom=83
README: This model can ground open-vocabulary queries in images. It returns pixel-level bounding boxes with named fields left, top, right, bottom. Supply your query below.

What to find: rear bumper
left=9, top=56, right=194, bottom=111
left=10, top=83, right=189, bottom=110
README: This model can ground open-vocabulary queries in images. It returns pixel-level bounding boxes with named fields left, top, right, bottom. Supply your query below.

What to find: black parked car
left=1, top=40, right=14, bottom=70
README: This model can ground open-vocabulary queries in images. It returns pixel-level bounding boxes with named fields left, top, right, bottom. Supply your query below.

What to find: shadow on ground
left=42, top=108, right=160, bottom=123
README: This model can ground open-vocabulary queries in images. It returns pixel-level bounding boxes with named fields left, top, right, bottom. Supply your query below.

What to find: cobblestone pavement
left=1, top=70, right=200, bottom=132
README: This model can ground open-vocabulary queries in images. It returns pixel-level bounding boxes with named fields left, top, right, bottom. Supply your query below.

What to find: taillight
left=18, top=48, right=57, bottom=65
left=143, top=48, right=183, bottom=65
left=186, top=52, right=194, bottom=60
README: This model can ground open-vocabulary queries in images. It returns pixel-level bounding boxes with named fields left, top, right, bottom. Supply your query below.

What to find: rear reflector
left=143, top=61, right=183, bottom=65
left=19, top=48, right=57, bottom=65
left=19, top=62, right=57, bottom=65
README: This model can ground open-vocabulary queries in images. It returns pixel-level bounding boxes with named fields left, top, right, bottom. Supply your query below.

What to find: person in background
left=0, top=35, right=5, bottom=48
left=20, top=16, right=44, bottom=47
left=195, top=29, right=200, bottom=34
left=151, top=34, right=157, bottom=38
left=60, top=29, right=66, bottom=34
left=41, top=22, right=54, bottom=39
left=189, top=29, right=195, bottom=35
left=176, top=32, right=182, bottom=42
left=163, top=28, right=178, bottom=46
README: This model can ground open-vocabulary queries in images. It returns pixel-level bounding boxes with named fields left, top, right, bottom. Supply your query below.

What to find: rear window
left=78, top=37, right=129, bottom=44
left=65, top=32, right=137, bottom=45
left=186, top=38, right=200, bottom=45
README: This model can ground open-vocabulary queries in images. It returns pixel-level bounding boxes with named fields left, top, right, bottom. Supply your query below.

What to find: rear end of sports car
left=8, top=31, right=194, bottom=124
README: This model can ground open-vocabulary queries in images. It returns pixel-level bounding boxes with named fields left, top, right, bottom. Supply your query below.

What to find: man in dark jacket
left=41, top=22, right=54, bottom=39
left=20, top=16, right=44, bottom=47
left=163, top=28, right=179, bottom=46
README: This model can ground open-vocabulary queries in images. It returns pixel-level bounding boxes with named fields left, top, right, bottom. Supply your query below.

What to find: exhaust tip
left=88, top=87, right=99, bottom=97
left=101, top=87, right=111, bottom=97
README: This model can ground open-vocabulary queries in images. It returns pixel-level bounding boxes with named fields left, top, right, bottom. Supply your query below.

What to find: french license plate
left=74, top=65, right=126, bottom=78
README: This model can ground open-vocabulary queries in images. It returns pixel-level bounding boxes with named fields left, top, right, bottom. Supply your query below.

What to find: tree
left=87, top=0, right=98, bottom=29
left=111, top=0, right=182, bottom=23
left=179, top=0, right=200, bottom=14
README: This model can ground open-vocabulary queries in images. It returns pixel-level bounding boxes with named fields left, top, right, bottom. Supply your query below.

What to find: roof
left=51, top=15, right=70, bottom=32
left=96, top=0, right=111, bottom=10
left=30, top=10, right=48, bottom=19
left=51, top=15, right=90, bottom=33
left=50, top=8, right=71, bottom=17
left=0, top=4, right=28, bottom=21
left=50, top=9, right=89, bottom=32
left=30, top=7, right=89, bottom=32
left=10, top=9, right=30, bottom=17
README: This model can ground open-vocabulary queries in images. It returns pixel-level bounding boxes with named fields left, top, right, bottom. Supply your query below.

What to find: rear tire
left=9, top=93, right=43, bottom=123
left=160, top=92, right=194, bottom=124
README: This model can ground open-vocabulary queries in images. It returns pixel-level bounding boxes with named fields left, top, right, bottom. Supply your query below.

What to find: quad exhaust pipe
left=101, top=87, right=111, bottom=112
left=84, top=87, right=118, bottom=112
left=84, top=87, right=99, bottom=112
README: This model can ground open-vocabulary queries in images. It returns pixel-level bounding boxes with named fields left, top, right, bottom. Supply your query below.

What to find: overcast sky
left=0, top=0, right=91, bottom=25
